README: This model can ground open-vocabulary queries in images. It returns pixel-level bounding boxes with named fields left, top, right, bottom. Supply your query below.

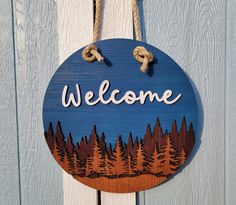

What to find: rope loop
left=82, top=44, right=104, bottom=63
left=133, top=46, right=153, bottom=72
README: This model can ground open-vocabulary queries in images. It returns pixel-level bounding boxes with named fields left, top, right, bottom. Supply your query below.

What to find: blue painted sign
left=43, top=39, right=200, bottom=193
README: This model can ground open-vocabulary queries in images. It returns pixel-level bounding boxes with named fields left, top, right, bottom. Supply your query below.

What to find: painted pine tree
left=45, top=122, right=54, bottom=151
left=161, top=132, right=178, bottom=176
left=133, top=137, right=139, bottom=157
left=179, top=117, right=187, bottom=151
left=144, top=124, right=153, bottom=158
left=149, top=143, right=163, bottom=175
left=52, top=137, right=64, bottom=168
left=110, top=136, right=127, bottom=176
left=170, top=120, right=179, bottom=152
left=63, top=151, right=72, bottom=173
left=99, top=132, right=106, bottom=153
left=78, top=137, right=89, bottom=162
left=88, top=125, right=98, bottom=155
left=55, top=122, right=66, bottom=152
left=127, top=154, right=136, bottom=176
left=66, top=133, right=76, bottom=174
left=85, top=157, right=92, bottom=177
left=89, top=138, right=104, bottom=176
left=102, top=152, right=113, bottom=177
left=153, top=118, right=164, bottom=150
left=71, top=151, right=78, bottom=175
left=133, top=140, right=147, bottom=174
left=107, top=143, right=113, bottom=157
left=74, top=142, right=80, bottom=155
left=185, top=122, right=195, bottom=156
left=177, top=147, right=187, bottom=167
left=126, top=133, right=134, bottom=157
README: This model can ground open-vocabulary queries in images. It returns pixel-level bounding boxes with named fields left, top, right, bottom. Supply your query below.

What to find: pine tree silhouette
left=78, top=137, right=89, bottom=162
left=134, top=140, right=147, bottom=174
left=153, top=118, right=163, bottom=151
left=185, top=123, right=195, bottom=156
left=52, top=137, right=64, bottom=168
left=75, top=142, right=80, bottom=155
left=107, top=143, right=113, bottom=157
left=170, top=120, right=179, bottom=152
left=67, top=133, right=74, bottom=155
left=161, top=132, right=178, bottom=176
left=149, top=143, right=163, bottom=175
left=99, top=132, right=106, bottom=153
left=110, top=136, right=127, bottom=176
left=102, top=152, right=113, bottom=177
left=126, top=133, right=134, bottom=157
left=179, top=117, right=187, bottom=151
left=85, top=157, right=92, bottom=177
left=88, top=126, right=98, bottom=155
left=177, top=147, right=187, bottom=167
left=89, top=138, right=104, bottom=176
left=127, top=154, right=136, bottom=176
left=55, top=122, right=66, bottom=157
left=66, top=134, right=76, bottom=174
left=45, top=122, right=54, bottom=151
left=71, top=152, right=80, bottom=175
left=133, top=137, right=139, bottom=157
left=144, top=124, right=153, bottom=158
left=63, top=151, right=71, bottom=173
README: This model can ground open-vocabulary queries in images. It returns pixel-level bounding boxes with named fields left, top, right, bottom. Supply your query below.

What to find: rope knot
left=133, top=46, right=153, bottom=72
left=82, top=44, right=104, bottom=63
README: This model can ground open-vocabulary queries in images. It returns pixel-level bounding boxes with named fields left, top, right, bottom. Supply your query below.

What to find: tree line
left=44, top=117, right=195, bottom=178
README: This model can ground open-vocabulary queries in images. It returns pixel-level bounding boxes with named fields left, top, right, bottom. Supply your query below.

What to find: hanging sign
left=43, top=39, right=200, bottom=193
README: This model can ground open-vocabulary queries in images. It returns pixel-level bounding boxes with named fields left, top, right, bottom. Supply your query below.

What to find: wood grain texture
left=100, top=0, right=133, bottom=40
left=226, top=0, right=236, bottom=204
left=101, top=193, right=136, bottom=205
left=13, top=0, right=64, bottom=204
left=56, top=1, right=97, bottom=204
left=0, top=0, right=20, bottom=204
left=100, top=0, right=135, bottom=204
left=140, top=0, right=225, bottom=204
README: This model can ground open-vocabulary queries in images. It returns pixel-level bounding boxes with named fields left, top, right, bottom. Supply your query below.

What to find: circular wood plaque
left=43, top=39, right=200, bottom=193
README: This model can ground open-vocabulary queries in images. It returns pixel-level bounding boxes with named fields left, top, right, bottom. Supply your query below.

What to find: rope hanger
left=82, top=0, right=153, bottom=73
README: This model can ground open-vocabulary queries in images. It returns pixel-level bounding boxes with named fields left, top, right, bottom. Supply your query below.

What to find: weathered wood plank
left=140, top=0, right=225, bottom=204
left=100, top=0, right=135, bottom=204
left=0, top=0, right=21, bottom=204
left=13, top=0, right=63, bottom=204
left=226, top=0, right=236, bottom=204
left=56, top=0, right=97, bottom=204
left=100, top=0, right=133, bottom=40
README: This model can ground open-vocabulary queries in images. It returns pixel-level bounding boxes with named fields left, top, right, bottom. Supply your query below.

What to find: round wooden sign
left=43, top=39, right=200, bottom=193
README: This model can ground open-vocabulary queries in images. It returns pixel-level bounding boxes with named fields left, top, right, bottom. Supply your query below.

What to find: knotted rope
left=82, top=0, right=104, bottom=63
left=82, top=44, right=104, bottom=62
left=132, top=0, right=153, bottom=72
left=133, top=46, right=153, bottom=73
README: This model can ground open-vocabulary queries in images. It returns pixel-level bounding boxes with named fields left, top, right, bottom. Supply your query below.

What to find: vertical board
left=13, top=0, right=62, bottom=204
left=226, top=0, right=236, bottom=204
left=56, top=1, right=98, bottom=204
left=0, top=0, right=20, bottom=204
left=100, top=0, right=135, bottom=204
left=140, top=0, right=225, bottom=204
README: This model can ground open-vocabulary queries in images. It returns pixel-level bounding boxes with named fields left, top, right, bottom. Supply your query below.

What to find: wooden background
left=0, top=0, right=235, bottom=204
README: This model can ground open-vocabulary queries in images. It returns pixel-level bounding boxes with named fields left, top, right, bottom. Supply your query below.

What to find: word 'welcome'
left=61, top=80, right=182, bottom=107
